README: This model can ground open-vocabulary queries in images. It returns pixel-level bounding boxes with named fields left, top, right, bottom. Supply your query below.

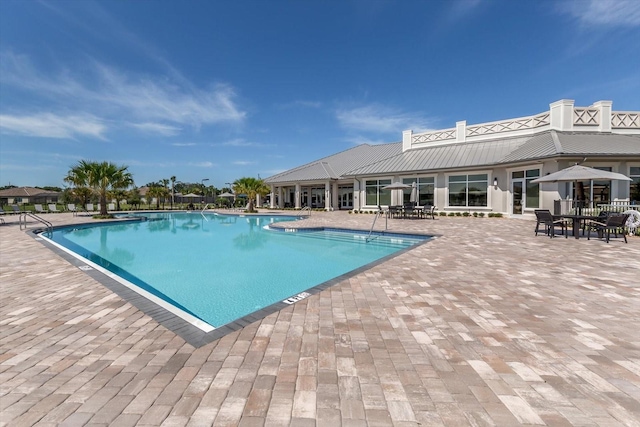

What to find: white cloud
left=560, top=0, right=640, bottom=26
left=336, top=104, right=434, bottom=134
left=212, top=138, right=273, bottom=148
left=344, top=135, right=395, bottom=146
left=0, top=113, right=107, bottom=139
left=129, top=122, right=182, bottom=136
left=171, top=142, right=197, bottom=147
left=233, top=161, right=256, bottom=166
left=189, top=161, right=214, bottom=168
left=0, top=52, right=247, bottom=136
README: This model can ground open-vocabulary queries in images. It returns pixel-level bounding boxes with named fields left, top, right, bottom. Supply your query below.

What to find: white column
left=592, top=100, right=613, bottom=132
left=402, top=130, right=412, bottom=152
left=332, top=182, right=339, bottom=211
left=353, top=179, right=361, bottom=210
left=277, top=187, right=283, bottom=208
left=295, top=184, right=301, bottom=209
left=325, top=181, right=331, bottom=211
left=549, top=99, right=574, bottom=131
left=456, top=121, right=466, bottom=143
left=270, top=185, right=276, bottom=208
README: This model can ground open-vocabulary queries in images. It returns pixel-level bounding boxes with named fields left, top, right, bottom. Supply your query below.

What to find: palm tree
left=147, top=185, right=164, bottom=210
left=65, top=160, right=134, bottom=216
left=232, top=177, right=270, bottom=213
left=170, top=176, right=176, bottom=209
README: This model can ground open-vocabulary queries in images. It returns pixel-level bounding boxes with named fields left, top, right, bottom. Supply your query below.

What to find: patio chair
left=587, top=213, right=630, bottom=243
left=86, top=203, right=95, bottom=212
left=403, top=202, right=417, bottom=219
left=48, top=204, right=62, bottom=213
left=388, top=205, right=402, bottom=219
left=419, top=205, right=436, bottom=219
left=34, top=204, right=48, bottom=214
left=534, top=209, right=567, bottom=238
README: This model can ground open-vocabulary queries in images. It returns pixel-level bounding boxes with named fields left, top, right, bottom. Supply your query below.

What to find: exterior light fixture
left=493, top=177, right=498, bottom=186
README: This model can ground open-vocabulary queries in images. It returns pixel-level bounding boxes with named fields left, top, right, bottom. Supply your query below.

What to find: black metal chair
left=587, top=213, right=630, bottom=243
left=534, top=209, right=567, bottom=238
left=419, top=205, right=436, bottom=219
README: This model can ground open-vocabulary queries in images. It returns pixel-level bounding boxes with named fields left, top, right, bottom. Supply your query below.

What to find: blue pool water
left=48, top=212, right=428, bottom=328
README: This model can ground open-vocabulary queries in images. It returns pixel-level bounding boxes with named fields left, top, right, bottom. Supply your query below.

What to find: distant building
left=265, top=100, right=640, bottom=215
left=0, top=187, right=61, bottom=206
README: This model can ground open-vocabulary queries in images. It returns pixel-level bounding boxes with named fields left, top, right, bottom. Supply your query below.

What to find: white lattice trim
left=412, top=128, right=456, bottom=143
left=611, top=112, right=640, bottom=128
left=466, top=113, right=550, bottom=136
left=574, top=108, right=599, bottom=126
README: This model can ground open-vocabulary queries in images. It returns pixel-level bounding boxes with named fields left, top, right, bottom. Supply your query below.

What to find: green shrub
left=448, top=212, right=455, bottom=216
left=439, top=211, right=447, bottom=216
left=478, top=212, right=485, bottom=217
left=455, top=212, right=462, bottom=217
left=462, top=212, right=470, bottom=217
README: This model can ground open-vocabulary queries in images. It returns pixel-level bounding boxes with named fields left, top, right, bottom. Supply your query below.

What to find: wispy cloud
left=0, top=113, right=107, bottom=139
left=559, top=0, right=640, bottom=26
left=336, top=104, right=434, bottom=134
left=212, top=138, right=273, bottom=148
left=189, top=161, right=215, bottom=168
left=129, top=122, right=182, bottom=136
left=344, top=135, right=396, bottom=146
left=0, top=51, right=246, bottom=139
left=171, top=142, right=198, bottom=147
left=233, top=161, right=256, bottom=166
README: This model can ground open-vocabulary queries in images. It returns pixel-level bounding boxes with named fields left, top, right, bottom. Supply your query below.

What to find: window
left=402, top=177, right=435, bottom=206
left=448, top=174, right=488, bottom=207
left=365, top=179, right=391, bottom=206
left=631, top=167, right=640, bottom=203
left=525, top=169, right=540, bottom=209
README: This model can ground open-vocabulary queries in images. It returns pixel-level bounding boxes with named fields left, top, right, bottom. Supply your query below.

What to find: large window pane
left=365, top=185, right=377, bottom=205
left=449, top=182, right=467, bottom=206
left=526, top=180, right=539, bottom=208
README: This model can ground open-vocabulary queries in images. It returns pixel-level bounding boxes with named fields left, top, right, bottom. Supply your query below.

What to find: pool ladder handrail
left=20, top=212, right=53, bottom=237
left=365, top=206, right=386, bottom=242
left=300, top=206, right=311, bottom=218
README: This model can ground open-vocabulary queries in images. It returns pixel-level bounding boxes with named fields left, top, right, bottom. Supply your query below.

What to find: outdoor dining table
left=560, top=214, right=599, bottom=239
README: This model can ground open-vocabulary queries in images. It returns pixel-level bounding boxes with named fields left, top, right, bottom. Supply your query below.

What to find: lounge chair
left=86, top=203, right=95, bottom=212
left=34, top=204, right=48, bottom=214
left=0, top=206, right=6, bottom=224
left=534, top=209, right=567, bottom=238
left=48, top=204, right=62, bottom=213
left=108, top=203, right=115, bottom=211
left=587, top=213, right=630, bottom=243
left=11, top=205, right=21, bottom=214
left=67, top=204, right=85, bottom=216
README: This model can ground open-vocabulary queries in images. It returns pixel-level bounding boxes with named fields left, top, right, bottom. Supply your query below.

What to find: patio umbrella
left=531, top=165, right=632, bottom=183
left=409, top=182, right=418, bottom=204
left=532, top=164, right=631, bottom=214
left=382, top=182, right=411, bottom=190
left=218, top=192, right=235, bottom=198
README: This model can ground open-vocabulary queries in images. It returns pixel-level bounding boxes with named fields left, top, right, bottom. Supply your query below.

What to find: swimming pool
left=44, top=212, right=429, bottom=331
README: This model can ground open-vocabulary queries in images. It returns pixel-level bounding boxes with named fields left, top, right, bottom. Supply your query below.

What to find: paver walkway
left=1, top=211, right=639, bottom=426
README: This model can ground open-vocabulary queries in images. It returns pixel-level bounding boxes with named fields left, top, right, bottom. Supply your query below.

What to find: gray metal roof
left=266, top=131, right=640, bottom=182
left=501, top=131, right=640, bottom=163
left=345, top=136, right=530, bottom=176
left=264, top=142, right=402, bottom=183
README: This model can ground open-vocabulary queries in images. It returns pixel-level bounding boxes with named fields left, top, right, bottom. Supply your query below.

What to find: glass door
left=512, top=180, right=523, bottom=215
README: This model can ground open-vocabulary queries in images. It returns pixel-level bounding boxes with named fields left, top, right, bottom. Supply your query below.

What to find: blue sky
left=1, top=0, right=639, bottom=189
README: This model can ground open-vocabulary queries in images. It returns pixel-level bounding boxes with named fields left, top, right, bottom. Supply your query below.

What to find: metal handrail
left=365, top=207, right=385, bottom=242
left=20, top=212, right=53, bottom=237
left=300, top=206, right=311, bottom=218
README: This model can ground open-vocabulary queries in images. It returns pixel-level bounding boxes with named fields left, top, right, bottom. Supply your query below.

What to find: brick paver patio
left=1, top=211, right=639, bottom=426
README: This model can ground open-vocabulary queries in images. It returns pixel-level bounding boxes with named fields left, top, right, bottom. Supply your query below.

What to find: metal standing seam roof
left=266, top=131, right=640, bottom=182
left=501, top=131, right=640, bottom=163
left=344, top=136, right=531, bottom=176
left=264, top=142, right=402, bottom=183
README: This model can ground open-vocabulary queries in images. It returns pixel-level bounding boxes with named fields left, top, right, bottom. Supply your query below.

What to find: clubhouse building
left=265, top=100, right=640, bottom=217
